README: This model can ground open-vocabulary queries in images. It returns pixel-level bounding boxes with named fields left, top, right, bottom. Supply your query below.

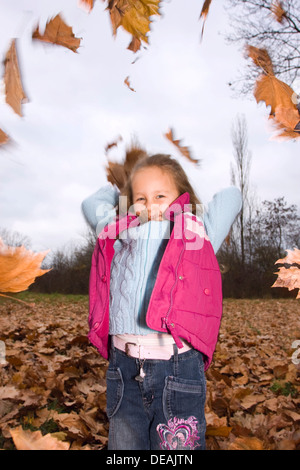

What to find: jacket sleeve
left=203, top=186, right=242, bottom=253
left=81, top=183, right=119, bottom=235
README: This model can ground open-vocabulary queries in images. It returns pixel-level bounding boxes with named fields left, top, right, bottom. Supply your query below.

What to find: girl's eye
left=156, top=195, right=165, bottom=199
left=136, top=197, right=145, bottom=202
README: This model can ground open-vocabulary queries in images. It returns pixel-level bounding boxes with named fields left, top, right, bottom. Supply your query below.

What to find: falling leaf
left=106, top=0, right=161, bottom=52
left=3, top=39, right=28, bottom=116
left=199, top=0, right=212, bottom=40
left=106, top=143, right=147, bottom=189
left=32, top=14, right=81, bottom=53
left=254, top=75, right=296, bottom=115
left=270, top=106, right=300, bottom=140
left=10, top=426, right=70, bottom=450
left=272, top=249, right=300, bottom=298
left=271, top=0, right=287, bottom=23
left=247, top=46, right=300, bottom=139
left=246, top=46, right=274, bottom=76
left=105, top=135, right=123, bottom=153
left=0, top=128, right=9, bottom=146
left=164, top=128, right=199, bottom=165
left=79, top=0, right=95, bottom=12
left=124, top=76, right=136, bottom=92
left=274, top=105, right=300, bottom=130
left=275, top=248, right=300, bottom=265
left=128, top=36, right=142, bottom=53
left=0, top=238, right=50, bottom=294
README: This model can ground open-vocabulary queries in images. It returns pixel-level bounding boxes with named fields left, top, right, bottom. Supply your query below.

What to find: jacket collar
left=99, top=192, right=191, bottom=240
left=163, top=192, right=190, bottom=221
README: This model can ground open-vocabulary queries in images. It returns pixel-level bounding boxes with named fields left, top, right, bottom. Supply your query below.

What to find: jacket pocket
left=176, top=262, right=222, bottom=317
left=106, top=367, right=124, bottom=419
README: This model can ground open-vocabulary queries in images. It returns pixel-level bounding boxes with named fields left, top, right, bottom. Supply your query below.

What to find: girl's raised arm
left=81, top=183, right=119, bottom=235
left=203, top=186, right=242, bottom=253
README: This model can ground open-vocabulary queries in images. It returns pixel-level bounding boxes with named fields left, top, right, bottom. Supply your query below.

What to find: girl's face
left=131, top=166, right=180, bottom=221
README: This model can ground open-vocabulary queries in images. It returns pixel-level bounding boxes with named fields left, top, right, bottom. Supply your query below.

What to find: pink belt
left=113, top=335, right=191, bottom=360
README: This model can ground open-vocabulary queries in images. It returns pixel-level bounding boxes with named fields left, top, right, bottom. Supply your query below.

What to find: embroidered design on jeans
left=156, top=416, right=200, bottom=450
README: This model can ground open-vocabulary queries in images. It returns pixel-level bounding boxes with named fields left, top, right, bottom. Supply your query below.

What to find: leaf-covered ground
left=0, top=294, right=299, bottom=450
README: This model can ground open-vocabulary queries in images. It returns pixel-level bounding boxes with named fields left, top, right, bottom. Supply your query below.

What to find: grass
left=0, top=291, right=88, bottom=306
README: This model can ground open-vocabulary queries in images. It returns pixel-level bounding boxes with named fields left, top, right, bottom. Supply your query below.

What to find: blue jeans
left=106, top=342, right=207, bottom=450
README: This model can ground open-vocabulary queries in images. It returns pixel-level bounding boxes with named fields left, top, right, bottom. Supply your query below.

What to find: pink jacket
left=88, top=193, right=223, bottom=370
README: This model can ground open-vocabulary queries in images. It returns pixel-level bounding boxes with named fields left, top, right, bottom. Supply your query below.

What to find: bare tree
left=0, top=227, right=31, bottom=248
left=225, top=0, right=300, bottom=95
left=230, top=114, right=252, bottom=268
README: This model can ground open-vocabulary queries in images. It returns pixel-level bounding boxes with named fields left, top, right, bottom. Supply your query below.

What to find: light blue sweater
left=82, top=184, right=242, bottom=335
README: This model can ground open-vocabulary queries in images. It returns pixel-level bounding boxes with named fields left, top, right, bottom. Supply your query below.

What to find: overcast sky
left=0, top=0, right=299, bottom=255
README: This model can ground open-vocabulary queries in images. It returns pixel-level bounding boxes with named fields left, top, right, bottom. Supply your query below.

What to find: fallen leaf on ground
left=1, top=297, right=299, bottom=450
left=10, top=426, right=70, bottom=450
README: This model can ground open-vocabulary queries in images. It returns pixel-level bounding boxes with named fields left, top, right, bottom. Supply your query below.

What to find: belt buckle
left=125, top=342, right=138, bottom=358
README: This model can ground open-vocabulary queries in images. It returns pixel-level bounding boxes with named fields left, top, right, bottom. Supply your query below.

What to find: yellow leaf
left=10, top=426, right=70, bottom=450
left=0, top=238, right=50, bottom=293
left=107, top=0, right=161, bottom=52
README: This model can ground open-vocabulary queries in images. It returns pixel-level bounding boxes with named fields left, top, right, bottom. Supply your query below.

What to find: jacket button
left=170, top=323, right=175, bottom=328
left=178, top=276, right=183, bottom=280
left=204, top=288, right=210, bottom=295
left=101, top=275, right=107, bottom=282
left=93, top=322, right=100, bottom=330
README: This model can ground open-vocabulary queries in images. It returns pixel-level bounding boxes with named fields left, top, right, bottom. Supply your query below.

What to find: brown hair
left=120, top=153, right=202, bottom=216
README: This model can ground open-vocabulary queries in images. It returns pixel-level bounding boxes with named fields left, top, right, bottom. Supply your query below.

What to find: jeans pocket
left=163, top=375, right=206, bottom=421
left=106, top=367, right=124, bottom=419
left=161, top=376, right=206, bottom=450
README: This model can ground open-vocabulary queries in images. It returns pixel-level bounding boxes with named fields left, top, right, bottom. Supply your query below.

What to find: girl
left=82, top=152, right=242, bottom=450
